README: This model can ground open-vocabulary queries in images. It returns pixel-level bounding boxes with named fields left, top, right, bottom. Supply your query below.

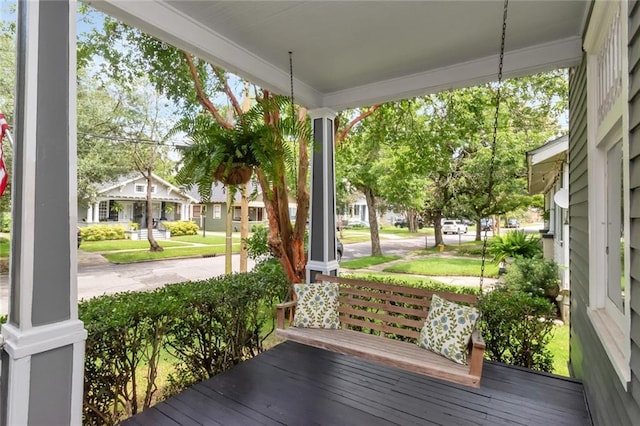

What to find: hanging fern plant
left=173, top=114, right=267, bottom=197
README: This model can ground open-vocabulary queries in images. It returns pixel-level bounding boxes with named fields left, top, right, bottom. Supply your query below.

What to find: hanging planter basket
left=214, top=163, right=254, bottom=185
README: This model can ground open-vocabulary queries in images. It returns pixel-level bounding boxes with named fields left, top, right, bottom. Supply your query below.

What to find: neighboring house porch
left=79, top=173, right=198, bottom=232
left=526, top=135, right=570, bottom=322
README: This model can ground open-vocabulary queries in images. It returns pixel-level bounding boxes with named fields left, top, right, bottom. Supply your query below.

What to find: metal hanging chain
left=289, top=51, right=298, bottom=188
left=479, top=0, right=509, bottom=292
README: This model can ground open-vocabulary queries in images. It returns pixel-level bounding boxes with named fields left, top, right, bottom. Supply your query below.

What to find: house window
left=213, top=204, right=222, bottom=219
left=134, top=184, right=157, bottom=194
left=98, top=201, right=108, bottom=221
left=192, top=205, right=202, bottom=217
left=585, top=0, right=630, bottom=388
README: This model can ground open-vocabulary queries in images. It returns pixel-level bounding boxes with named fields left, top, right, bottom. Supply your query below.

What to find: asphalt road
left=0, top=228, right=520, bottom=315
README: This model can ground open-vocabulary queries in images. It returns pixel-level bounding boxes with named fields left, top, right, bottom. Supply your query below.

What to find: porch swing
left=276, top=1, right=510, bottom=389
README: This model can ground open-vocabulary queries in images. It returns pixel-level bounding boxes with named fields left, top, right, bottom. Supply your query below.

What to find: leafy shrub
left=80, top=224, right=127, bottom=241
left=341, top=273, right=480, bottom=296
left=502, top=256, right=560, bottom=299
left=478, top=287, right=556, bottom=372
left=0, top=212, right=10, bottom=232
left=0, top=314, right=6, bottom=324
left=488, top=230, right=541, bottom=263
left=128, top=222, right=139, bottom=231
left=244, top=224, right=270, bottom=260
left=81, top=290, right=177, bottom=424
left=161, top=220, right=199, bottom=236
left=80, top=268, right=288, bottom=424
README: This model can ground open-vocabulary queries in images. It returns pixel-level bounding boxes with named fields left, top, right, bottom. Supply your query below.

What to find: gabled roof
left=526, top=135, right=568, bottom=194
left=97, top=173, right=199, bottom=203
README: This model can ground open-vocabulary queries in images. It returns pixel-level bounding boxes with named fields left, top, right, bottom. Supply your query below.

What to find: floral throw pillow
left=292, top=283, right=340, bottom=329
left=418, top=294, right=480, bottom=364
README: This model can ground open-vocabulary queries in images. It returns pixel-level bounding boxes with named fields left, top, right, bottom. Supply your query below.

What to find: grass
left=340, top=255, right=401, bottom=269
left=103, top=244, right=240, bottom=263
left=383, top=257, right=500, bottom=277
left=549, top=324, right=570, bottom=376
left=80, top=240, right=189, bottom=252
left=343, top=271, right=443, bottom=286
left=171, top=234, right=241, bottom=244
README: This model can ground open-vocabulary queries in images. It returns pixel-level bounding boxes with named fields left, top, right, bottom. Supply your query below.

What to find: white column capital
left=308, top=108, right=337, bottom=120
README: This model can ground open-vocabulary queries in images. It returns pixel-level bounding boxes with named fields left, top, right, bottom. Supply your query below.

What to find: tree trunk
left=145, top=173, right=163, bottom=252
left=225, top=189, right=233, bottom=274
left=364, top=188, right=382, bottom=256
left=433, top=211, right=444, bottom=246
left=407, top=209, right=418, bottom=233
left=240, top=184, right=248, bottom=272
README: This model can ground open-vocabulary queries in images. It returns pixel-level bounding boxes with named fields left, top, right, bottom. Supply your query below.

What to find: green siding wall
left=568, top=3, right=640, bottom=422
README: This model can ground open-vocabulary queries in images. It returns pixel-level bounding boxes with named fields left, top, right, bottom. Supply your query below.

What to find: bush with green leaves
left=80, top=290, right=177, bottom=424
left=502, top=256, right=560, bottom=299
left=341, top=273, right=480, bottom=296
left=488, top=230, right=542, bottom=263
left=80, top=224, right=127, bottom=241
left=244, top=224, right=270, bottom=260
left=80, top=267, right=288, bottom=425
left=0, top=212, right=10, bottom=232
left=161, top=220, right=199, bottom=236
left=478, top=287, right=556, bottom=372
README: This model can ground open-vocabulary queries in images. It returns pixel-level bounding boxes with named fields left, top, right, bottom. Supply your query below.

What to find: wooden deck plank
left=125, top=341, right=591, bottom=425
left=199, top=350, right=422, bottom=426
left=257, top=343, right=487, bottom=425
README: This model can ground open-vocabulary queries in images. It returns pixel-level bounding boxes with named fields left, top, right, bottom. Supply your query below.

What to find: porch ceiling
left=91, top=0, right=589, bottom=110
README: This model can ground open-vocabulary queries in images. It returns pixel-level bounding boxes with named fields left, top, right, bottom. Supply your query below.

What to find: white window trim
left=213, top=204, right=222, bottom=219
left=584, top=0, right=631, bottom=389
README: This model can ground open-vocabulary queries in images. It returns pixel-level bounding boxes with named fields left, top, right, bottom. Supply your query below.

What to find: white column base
left=1, top=320, right=87, bottom=425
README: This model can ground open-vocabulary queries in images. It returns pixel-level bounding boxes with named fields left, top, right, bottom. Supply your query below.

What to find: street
left=0, top=227, right=534, bottom=315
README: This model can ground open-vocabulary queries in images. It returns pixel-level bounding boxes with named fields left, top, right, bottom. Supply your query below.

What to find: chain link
left=480, top=0, right=509, bottom=293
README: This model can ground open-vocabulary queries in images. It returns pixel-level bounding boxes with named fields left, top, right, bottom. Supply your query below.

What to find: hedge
left=80, top=260, right=289, bottom=425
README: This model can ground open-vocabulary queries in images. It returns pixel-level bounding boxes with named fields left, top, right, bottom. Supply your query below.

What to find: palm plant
left=488, top=230, right=542, bottom=263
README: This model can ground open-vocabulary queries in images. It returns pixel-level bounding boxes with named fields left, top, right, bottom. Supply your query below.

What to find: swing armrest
left=276, top=300, right=297, bottom=329
left=468, top=329, right=485, bottom=378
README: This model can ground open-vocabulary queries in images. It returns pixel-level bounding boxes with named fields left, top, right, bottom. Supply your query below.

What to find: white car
left=442, top=220, right=467, bottom=235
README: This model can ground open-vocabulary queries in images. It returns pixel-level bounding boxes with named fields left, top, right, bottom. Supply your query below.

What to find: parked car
left=337, top=238, right=344, bottom=261
left=394, top=217, right=424, bottom=229
left=506, top=218, right=520, bottom=228
left=394, top=218, right=408, bottom=228
left=480, top=218, right=493, bottom=231
left=442, top=220, right=467, bottom=234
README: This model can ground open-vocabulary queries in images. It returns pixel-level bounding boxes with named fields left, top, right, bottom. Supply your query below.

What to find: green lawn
left=80, top=240, right=189, bottom=252
left=383, top=257, right=500, bottom=277
left=340, top=255, right=401, bottom=269
left=103, top=244, right=241, bottom=263
left=549, top=324, right=570, bottom=376
left=171, top=234, right=241, bottom=244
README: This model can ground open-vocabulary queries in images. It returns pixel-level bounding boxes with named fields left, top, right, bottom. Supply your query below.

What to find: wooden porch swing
left=276, top=1, right=510, bottom=389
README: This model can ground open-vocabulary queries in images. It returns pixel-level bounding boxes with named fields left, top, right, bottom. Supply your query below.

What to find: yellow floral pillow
left=418, top=294, right=479, bottom=364
left=293, top=283, right=340, bottom=329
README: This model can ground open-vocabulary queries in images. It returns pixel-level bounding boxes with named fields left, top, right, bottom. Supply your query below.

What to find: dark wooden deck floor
left=124, top=341, right=591, bottom=425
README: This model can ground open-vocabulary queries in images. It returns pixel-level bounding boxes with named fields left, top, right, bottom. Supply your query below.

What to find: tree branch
left=336, top=104, right=381, bottom=143
left=182, top=52, right=232, bottom=129
left=211, top=65, right=243, bottom=117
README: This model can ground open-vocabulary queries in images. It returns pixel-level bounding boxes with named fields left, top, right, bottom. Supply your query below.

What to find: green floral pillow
left=293, top=283, right=340, bottom=329
left=418, top=294, right=480, bottom=364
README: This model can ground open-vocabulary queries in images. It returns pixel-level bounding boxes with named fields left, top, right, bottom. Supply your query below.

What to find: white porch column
left=0, top=1, right=86, bottom=425
left=86, top=204, right=93, bottom=223
left=92, top=202, right=100, bottom=223
left=306, top=108, right=339, bottom=283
